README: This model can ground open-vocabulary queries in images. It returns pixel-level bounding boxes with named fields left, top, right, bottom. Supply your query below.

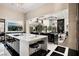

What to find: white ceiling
left=1, top=3, right=44, bottom=13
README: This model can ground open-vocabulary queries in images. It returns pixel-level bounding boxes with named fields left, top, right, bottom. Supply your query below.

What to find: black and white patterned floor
left=30, top=44, right=78, bottom=56
left=0, top=42, right=78, bottom=56
left=50, top=46, right=78, bottom=56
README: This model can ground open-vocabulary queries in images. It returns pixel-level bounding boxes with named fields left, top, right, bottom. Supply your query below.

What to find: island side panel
left=20, top=40, right=29, bottom=56
left=41, top=37, right=48, bottom=50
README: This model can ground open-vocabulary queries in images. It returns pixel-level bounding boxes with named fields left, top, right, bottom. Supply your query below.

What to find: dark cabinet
left=57, top=19, right=64, bottom=33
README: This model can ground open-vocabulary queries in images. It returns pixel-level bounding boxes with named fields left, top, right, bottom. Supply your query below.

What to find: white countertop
left=6, top=33, right=48, bottom=42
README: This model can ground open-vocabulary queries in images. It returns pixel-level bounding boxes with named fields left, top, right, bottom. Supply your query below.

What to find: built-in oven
left=5, top=35, right=20, bottom=55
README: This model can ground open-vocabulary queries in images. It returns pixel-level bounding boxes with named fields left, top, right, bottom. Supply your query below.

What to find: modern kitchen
left=0, top=3, right=79, bottom=56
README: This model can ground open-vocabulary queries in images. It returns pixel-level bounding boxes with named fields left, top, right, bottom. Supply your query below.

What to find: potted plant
left=35, top=23, right=43, bottom=34
left=30, top=26, right=33, bottom=32
left=47, top=26, right=52, bottom=32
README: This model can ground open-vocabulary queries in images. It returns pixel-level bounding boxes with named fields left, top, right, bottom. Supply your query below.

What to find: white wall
left=0, top=5, right=24, bottom=32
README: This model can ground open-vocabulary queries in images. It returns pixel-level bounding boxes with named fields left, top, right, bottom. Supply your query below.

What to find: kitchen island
left=6, top=33, right=48, bottom=56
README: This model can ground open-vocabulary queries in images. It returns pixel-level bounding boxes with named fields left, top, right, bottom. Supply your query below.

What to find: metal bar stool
left=29, top=42, right=39, bottom=53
